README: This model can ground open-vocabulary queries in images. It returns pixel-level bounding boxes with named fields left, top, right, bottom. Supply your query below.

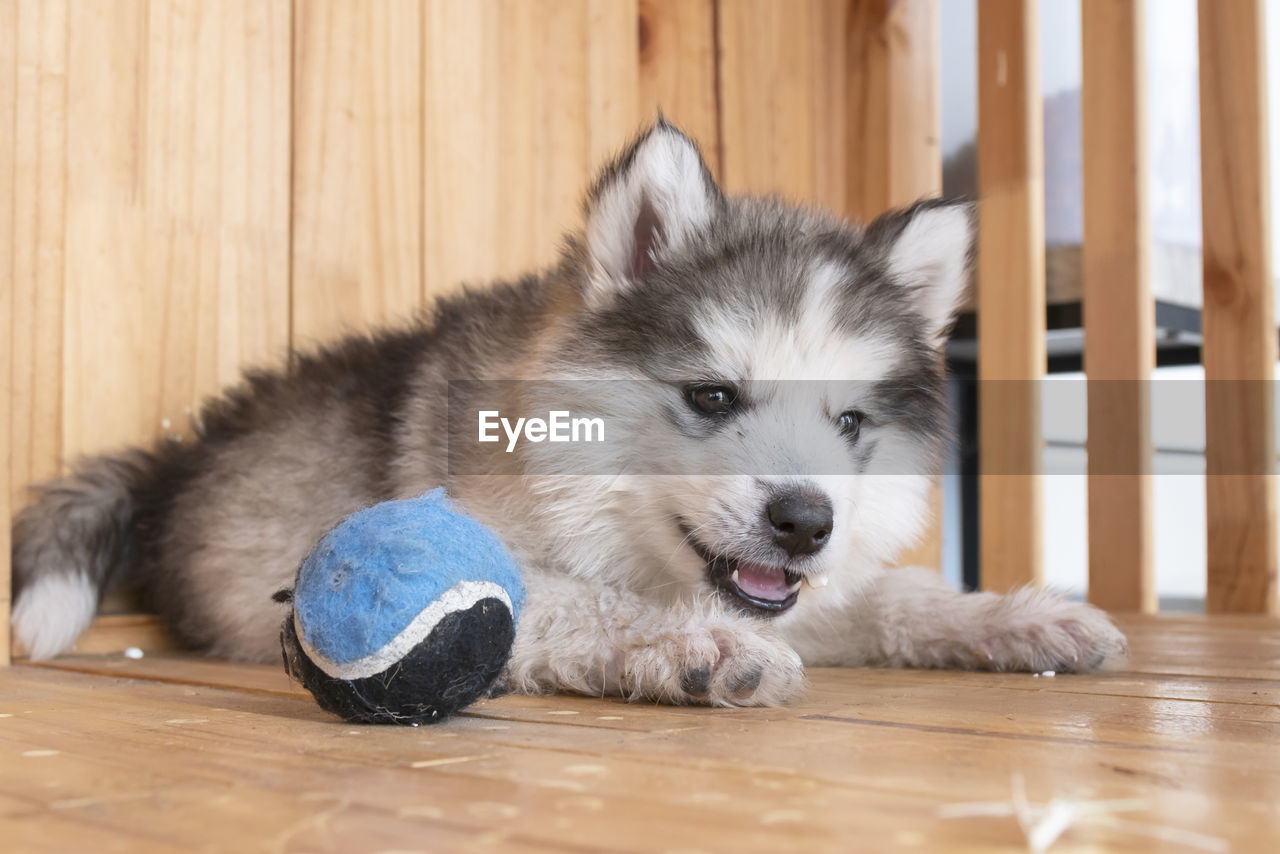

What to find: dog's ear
left=582, top=120, right=722, bottom=306
left=867, top=200, right=975, bottom=344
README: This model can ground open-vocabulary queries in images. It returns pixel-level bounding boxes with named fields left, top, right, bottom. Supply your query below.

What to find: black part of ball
left=281, top=598, right=515, bottom=725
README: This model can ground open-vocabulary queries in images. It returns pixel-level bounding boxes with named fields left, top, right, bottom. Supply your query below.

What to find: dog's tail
left=10, top=450, right=172, bottom=659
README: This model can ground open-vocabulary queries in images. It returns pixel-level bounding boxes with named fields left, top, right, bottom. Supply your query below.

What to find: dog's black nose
left=766, top=492, right=833, bottom=556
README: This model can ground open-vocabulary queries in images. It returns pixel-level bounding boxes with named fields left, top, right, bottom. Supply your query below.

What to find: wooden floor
left=1, top=616, right=1278, bottom=853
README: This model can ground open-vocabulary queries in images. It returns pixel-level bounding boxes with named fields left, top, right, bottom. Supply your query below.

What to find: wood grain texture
left=843, top=0, right=944, bottom=569
left=1081, top=0, right=1155, bottom=613
left=976, top=0, right=1045, bottom=592
left=422, top=0, right=638, bottom=297
left=291, top=0, right=422, bottom=344
left=61, top=0, right=291, bottom=461
left=1197, top=0, right=1279, bottom=614
left=8, top=0, right=66, bottom=511
left=716, top=0, right=829, bottom=208
left=5, top=615, right=1280, bottom=852
left=637, top=0, right=719, bottom=178
left=0, top=0, right=13, bottom=665
left=10, top=615, right=177, bottom=659
left=718, top=0, right=938, bottom=220
left=845, top=0, right=940, bottom=221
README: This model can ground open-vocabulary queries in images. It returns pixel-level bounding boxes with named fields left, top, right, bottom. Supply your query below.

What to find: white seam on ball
left=295, top=579, right=513, bottom=681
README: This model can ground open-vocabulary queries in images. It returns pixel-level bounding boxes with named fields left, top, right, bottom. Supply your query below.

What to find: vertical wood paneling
left=718, top=0, right=941, bottom=221
left=1197, top=0, right=1279, bottom=614
left=1082, top=0, right=1156, bottom=613
left=61, top=0, right=291, bottom=461
left=9, top=0, right=66, bottom=510
left=637, top=0, right=719, bottom=178
left=720, top=0, right=941, bottom=217
left=1, top=0, right=15, bottom=663
left=721, top=0, right=942, bottom=217
left=977, top=0, right=1045, bottom=592
left=846, top=0, right=940, bottom=221
left=716, top=0, right=819, bottom=203
left=422, top=0, right=639, bottom=295
left=588, top=0, right=641, bottom=166
left=843, top=0, right=943, bottom=569
left=291, top=0, right=422, bottom=344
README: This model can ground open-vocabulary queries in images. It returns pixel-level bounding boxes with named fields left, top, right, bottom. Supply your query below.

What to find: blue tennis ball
left=280, top=489, right=524, bottom=725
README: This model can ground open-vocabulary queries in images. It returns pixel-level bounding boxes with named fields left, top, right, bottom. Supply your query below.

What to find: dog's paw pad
left=623, top=623, right=804, bottom=707
left=727, top=665, right=764, bottom=699
left=680, top=665, right=713, bottom=699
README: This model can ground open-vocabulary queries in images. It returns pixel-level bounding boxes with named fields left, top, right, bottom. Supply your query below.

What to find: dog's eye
left=686, top=385, right=739, bottom=415
left=838, top=410, right=865, bottom=441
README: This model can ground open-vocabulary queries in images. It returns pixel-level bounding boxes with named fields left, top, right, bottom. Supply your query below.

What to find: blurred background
left=938, top=0, right=1280, bottom=607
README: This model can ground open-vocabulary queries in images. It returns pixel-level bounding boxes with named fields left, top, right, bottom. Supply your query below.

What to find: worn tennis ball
left=279, top=489, right=524, bottom=725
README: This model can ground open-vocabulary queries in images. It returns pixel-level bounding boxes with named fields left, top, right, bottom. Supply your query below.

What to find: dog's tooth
left=730, top=569, right=740, bottom=585
left=805, top=575, right=829, bottom=589
left=788, top=579, right=802, bottom=593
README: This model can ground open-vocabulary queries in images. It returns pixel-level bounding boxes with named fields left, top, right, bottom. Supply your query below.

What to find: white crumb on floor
left=410, top=755, right=484, bottom=768
left=123, top=647, right=144, bottom=660
left=562, top=764, right=608, bottom=776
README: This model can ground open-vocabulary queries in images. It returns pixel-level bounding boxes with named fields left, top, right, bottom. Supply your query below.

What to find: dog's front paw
left=979, top=591, right=1128, bottom=673
left=623, top=621, right=805, bottom=707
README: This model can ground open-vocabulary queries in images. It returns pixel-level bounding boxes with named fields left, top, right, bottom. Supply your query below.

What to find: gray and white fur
left=11, top=121, right=1126, bottom=705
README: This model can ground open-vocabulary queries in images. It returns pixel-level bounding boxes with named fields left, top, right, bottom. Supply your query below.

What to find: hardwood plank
left=4, top=636, right=1280, bottom=852
left=976, top=0, right=1045, bottom=592
left=61, top=0, right=291, bottom=460
left=586, top=0, right=640, bottom=165
left=8, top=0, right=66, bottom=511
left=845, top=0, right=941, bottom=220
left=0, top=672, right=931, bottom=854
left=718, top=0, right=939, bottom=219
left=422, top=0, right=639, bottom=297
left=1197, top=0, right=1280, bottom=614
left=11, top=614, right=177, bottom=660
left=1082, top=0, right=1156, bottom=613
left=0, top=0, right=13, bottom=665
left=637, top=0, right=719, bottom=177
left=291, top=0, right=423, bottom=344
left=715, top=0, right=813, bottom=201
left=717, top=0, right=828, bottom=208
left=843, top=0, right=946, bottom=570
left=47, top=643, right=1280, bottom=721
left=32, top=652, right=301, bottom=698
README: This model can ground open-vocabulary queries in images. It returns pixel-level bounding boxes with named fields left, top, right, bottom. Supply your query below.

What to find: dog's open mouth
left=679, top=522, right=807, bottom=615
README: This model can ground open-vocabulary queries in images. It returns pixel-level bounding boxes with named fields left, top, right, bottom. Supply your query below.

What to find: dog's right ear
left=581, top=120, right=722, bottom=307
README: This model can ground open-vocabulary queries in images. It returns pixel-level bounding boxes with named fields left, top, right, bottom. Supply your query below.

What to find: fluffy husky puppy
left=11, top=121, right=1125, bottom=706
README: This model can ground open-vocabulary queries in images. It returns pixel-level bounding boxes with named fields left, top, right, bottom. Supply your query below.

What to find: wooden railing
left=977, top=0, right=1278, bottom=614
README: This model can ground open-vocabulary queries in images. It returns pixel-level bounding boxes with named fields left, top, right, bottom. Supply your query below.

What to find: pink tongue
left=734, top=562, right=791, bottom=601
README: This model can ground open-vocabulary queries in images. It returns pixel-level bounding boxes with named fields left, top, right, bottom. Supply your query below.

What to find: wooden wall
left=1, top=0, right=943, bottom=657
